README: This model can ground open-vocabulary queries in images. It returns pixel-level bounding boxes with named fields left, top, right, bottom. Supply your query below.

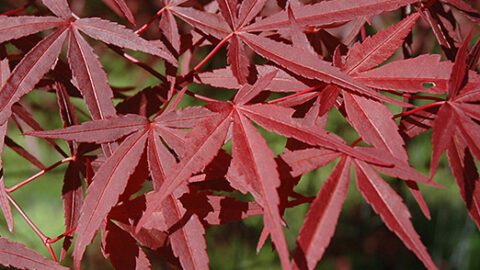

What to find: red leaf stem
left=5, top=157, right=75, bottom=193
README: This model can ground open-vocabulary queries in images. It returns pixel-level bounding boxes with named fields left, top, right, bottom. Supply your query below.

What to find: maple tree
left=0, top=0, right=479, bottom=269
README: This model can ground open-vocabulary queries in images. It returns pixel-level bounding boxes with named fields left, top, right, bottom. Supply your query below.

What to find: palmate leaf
left=293, top=157, right=351, bottom=270
left=137, top=108, right=232, bottom=232
left=0, top=237, right=68, bottom=270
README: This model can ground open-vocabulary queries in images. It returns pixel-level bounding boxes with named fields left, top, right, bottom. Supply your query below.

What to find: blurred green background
left=1, top=0, right=480, bottom=269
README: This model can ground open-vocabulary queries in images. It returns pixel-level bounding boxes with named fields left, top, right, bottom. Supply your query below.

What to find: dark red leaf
left=0, top=237, right=68, bottom=270
left=60, top=161, right=83, bottom=261
left=430, top=103, right=457, bottom=178
left=447, top=31, right=471, bottom=99
left=234, top=70, right=277, bottom=104
left=159, top=10, right=180, bottom=52
left=239, top=104, right=390, bottom=165
left=113, top=0, right=136, bottom=25
left=216, top=0, right=237, bottom=29
left=287, top=4, right=315, bottom=55
left=344, top=92, right=409, bottom=162
left=227, top=35, right=250, bottom=84
left=197, top=65, right=309, bottom=92
left=281, top=148, right=341, bottom=177
left=0, top=124, right=12, bottom=232
left=447, top=133, right=480, bottom=229
left=236, top=0, right=268, bottom=29
left=204, top=195, right=263, bottom=225
left=102, top=220, right=151, bottom=270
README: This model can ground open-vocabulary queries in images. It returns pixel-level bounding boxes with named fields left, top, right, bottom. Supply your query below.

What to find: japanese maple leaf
left=283, top=145, right=440, bottom=269
left=27, top=105, right=213, bottom=269
left=421, top=32, right=480, bottom=229
left=0, top=0, right=176, bottom=127
left=135, top=71, right=397, bottom=270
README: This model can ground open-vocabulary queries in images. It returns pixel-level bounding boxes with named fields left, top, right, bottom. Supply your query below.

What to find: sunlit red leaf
left=41, top=0, right=72, bottom=19
left=293, top=157, right=351, bottom=270
left=239, top=32, right=407, bottom=105
left=75, top=17, right=177, bottom=65
left=0, top=26, right=68, bottom=124
left=354, top=160, right=437, bottom=270
left=0, top=16, right=63, bottom=43
left=345, top=13, right=420, bottom=75
left=171, top=6, right=230, bottom=39
left=0, top=237, right=68, bottom=270
left=27, top=114, right=148, bottom=143
left=67, top=28, right=117, bottom=120
left=228, top=109, right=290, bottom=269
left=73, top=129, right=148, bottom=268
left=245, top=0, right=418, bottom=31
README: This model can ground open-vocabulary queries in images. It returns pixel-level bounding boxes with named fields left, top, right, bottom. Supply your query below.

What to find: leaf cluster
left=0, top=0, right=479, bottom=269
